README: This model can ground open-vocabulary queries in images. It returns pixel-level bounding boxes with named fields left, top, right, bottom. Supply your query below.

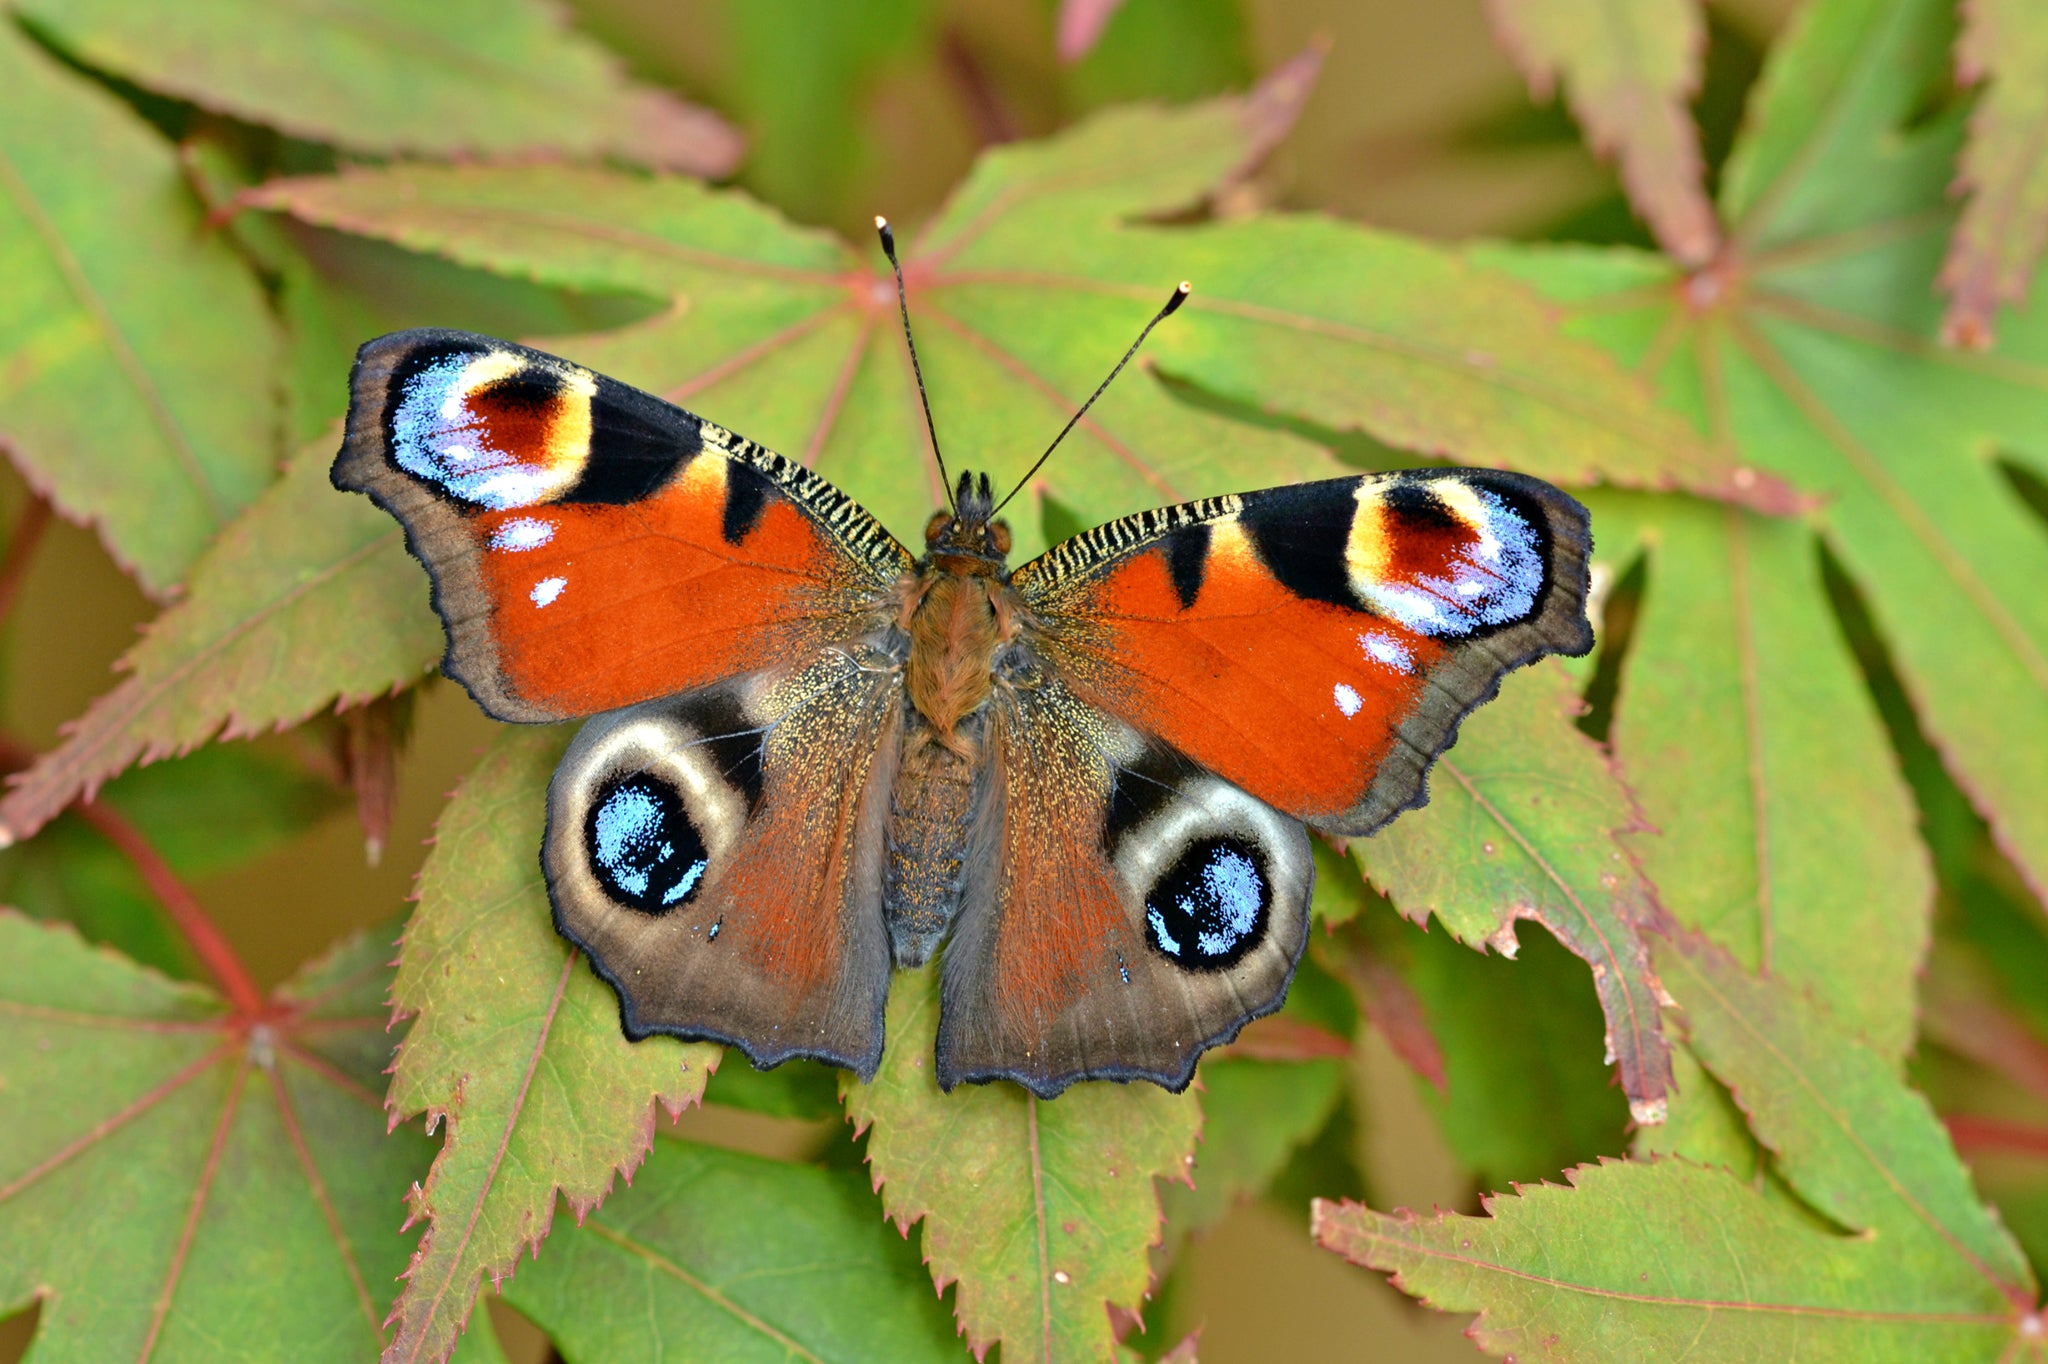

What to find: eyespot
left=1143, top=836, right=1269, bottom=970
left=585, top=774, right=709, bottom=914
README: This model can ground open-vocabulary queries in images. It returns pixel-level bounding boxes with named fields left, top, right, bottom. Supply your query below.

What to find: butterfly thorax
left=903, top=470, right=1016, bottom=752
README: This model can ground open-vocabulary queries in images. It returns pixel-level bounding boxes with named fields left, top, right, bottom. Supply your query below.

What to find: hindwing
left=936, top=676, right=1313, bottom=1097
left=544, top=651, right=903, bottom=1077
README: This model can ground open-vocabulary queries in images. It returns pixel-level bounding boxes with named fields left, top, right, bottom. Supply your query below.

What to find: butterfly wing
left=933, top=468, right=1591, bottom=1094
left=1011, top=469, right=1592, bottom=835
left=936, top=676, right=1313, bottom=1097
left=336, top=329, right=914, bottom=1075
left=334, top=328, right=912, bottom=723
left=543, top=654, right=903, bottom=1076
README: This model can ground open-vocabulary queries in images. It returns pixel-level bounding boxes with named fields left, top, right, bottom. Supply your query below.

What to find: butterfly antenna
left=876, top=217, right=954, bottom=512
left=992, top=281, right=1190, bottom=517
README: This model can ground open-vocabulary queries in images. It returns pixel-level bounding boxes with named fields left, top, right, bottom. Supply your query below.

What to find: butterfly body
left=336, top=327, right=1594, bottom=1098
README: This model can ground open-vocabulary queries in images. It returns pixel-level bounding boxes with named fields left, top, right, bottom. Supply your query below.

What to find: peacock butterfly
left=332, top=223, right=1593, bottom=1098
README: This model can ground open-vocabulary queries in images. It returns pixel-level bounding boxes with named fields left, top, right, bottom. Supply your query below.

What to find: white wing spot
left=491, top=517, right=556, bottom=551
left=1333, top=683, right=1362, bottom=717
left=1359, top=632, right=1414, bottom=673
left=531, top=576, right=567, bottom=607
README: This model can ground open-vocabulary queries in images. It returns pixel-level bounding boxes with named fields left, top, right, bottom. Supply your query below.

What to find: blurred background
left=0, top=0, right=1808, bottom=1358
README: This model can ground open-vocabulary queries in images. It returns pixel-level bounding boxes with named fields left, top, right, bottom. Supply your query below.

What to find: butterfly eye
left=1141, top=835, right=1270, bottom=970
left=586, top=774, right=709, bottom=913
left=988, top=521, right=1012, bottom=555
left=548, top=687, right=763, bottom=937
left=923, top=510, right=952, bottom=545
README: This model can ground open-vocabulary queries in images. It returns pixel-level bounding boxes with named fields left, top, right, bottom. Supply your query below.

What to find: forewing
left=333, top=328, right=911, bottom=723
left=1013, top=469, right=1592, bottom=835
left=545, top=651, right=902, bottom=1078
left=936, top=676, right=1313, bottom=1098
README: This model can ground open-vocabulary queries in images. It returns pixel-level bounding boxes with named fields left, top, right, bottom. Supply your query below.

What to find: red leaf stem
left=0, top=731, right=264, bottom=1017
left=1945, top=1114, right=2048, bottom=1160
left=0, top=495, right=52, bottom=627
left=71, top=796, right=264, bottom=1017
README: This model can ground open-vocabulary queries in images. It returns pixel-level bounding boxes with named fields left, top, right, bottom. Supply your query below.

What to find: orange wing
left=334, top=330, right=910, bottom=723
left=1013, top=470, right=1592, bottom=835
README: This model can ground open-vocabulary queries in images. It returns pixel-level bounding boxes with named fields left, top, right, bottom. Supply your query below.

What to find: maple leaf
left=499, top=1138, right=966, bottom=1362
left=843, top=965, right=1201, bottom=1364
left=258, top=37, right=1782, bottom=534
left=1939, top=0, right=2048, bottom=347
left=1475, top=0, right=2048, bottom=907
left=1358, top=661, right=1673, bottom=1124
left=0, top=20, right=279, bottom=598
left=382, top=727, right=716, bottom=1364
left=14, top=0, right=740, bottom=177
left=1315, top=929, right=2047, bottom=1361
left=0, top=439, right=444, bottom=845
left=1486, top=0, right=1720, bottom=265
left=1588, top=491, right=1931, bottom=1063
left=0, top=914, right=433, bottom=1360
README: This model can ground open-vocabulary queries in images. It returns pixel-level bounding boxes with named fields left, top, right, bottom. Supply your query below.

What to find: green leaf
left=0, top=20, right=279, bottom=596
left=719, top=0, right=934, bottom=228
left=1358, top=661, right=1673, bottom=1124
left=16, top=0, right=741, bottom=176
left=1939, top=0, right=2048, bottom=346
left=1477, top=0, right=2048, bottom=914
left=501, top=1137, right=964, bottom=1362
left=384, top=727, right=717, bottom=1364
left=1663, top=931, right=2033, bottom=1293
left=247, top=62, right=1342, bottom=565
left=1589, top=490, right=1930, bottom=1062
left=843, top=965, right=1201, bottom=1364
left=1313, top=931, right=2042, bottom=1361
left=0, top=741, right=343, bottom=978
left=0, top=439, right=443, bottom=845
left=248, top=51, right=1772, bottom=562
left=0, top=914, right=433, bottom=1360
left=1318, top=1158, right=2029, bottom=1362
left=1484, top=0, right=1719, bottom=264
left=1354, top=905, right=1629, bottom=1192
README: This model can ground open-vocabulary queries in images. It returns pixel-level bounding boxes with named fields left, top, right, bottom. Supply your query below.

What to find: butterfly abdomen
left=884, top=720, right=985, bottom=966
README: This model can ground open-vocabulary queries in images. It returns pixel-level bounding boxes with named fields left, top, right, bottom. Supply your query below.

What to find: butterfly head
left=923, top=470, right=1012, bottom=574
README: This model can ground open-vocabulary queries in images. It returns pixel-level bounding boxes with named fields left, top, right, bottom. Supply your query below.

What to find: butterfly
left=332, top=223, right=1594, bottom=1099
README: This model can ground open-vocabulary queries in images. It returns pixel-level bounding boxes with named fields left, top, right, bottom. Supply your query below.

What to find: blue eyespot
left=1144, top=837, right=1269, bottom=971
left=586, top=775, right=708, bottom=914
